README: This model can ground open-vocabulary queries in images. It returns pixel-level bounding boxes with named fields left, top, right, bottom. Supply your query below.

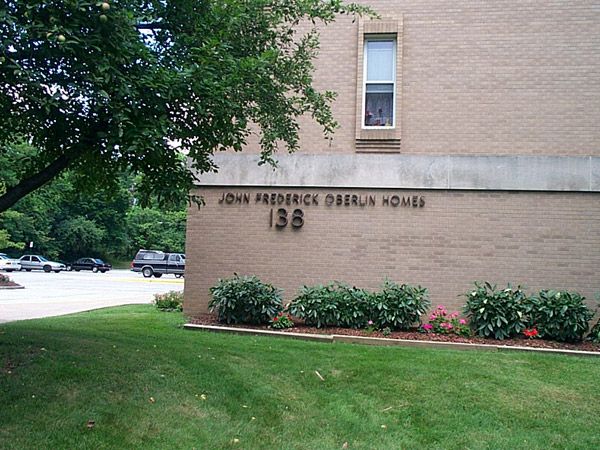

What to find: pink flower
left=367, top=320, right=373, bottom=326
left=422, top=324, right=433, bottom=331
left=437, top=305, right=445, bottom=310
left=429, top=314, right=437, bottom=321
left=459, top=319, right=467, bottom=325
left=449, top=312, right=459, bottom=319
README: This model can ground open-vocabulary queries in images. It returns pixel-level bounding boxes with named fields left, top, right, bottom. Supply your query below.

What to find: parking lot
left=0, top=269, right=184, bottom=323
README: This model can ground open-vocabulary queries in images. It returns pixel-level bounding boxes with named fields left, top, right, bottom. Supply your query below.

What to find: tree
left=0, top=0, right=370, bottom=213
left=54, top=216, right=107, bottom=260
left=125, top=207, right=186, bottom=255
left=0, top=228, right=18, bottom=250
left=0, top=141, right=190, bottom=260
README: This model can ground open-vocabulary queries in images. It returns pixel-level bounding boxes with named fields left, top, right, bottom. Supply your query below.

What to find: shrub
left=420, top=305, right=472, bottom=337
left=369, top=280, right=430, bottom=330
left=587, top=319, right=600, bottom=343
left=526, top=290, right=593, bottom=342
left=153, top=291, right=183, bottom=312
left=0, top=274, right=9, bottom=284
left=209, top=275, right=283, bottom=325
left=464, top=282, right=529, bottom=340
left=287, top=283, right=370, bottom=328
left=288, top=280, right=430, bottom=330
left=270, top=312, right=294, bottom=329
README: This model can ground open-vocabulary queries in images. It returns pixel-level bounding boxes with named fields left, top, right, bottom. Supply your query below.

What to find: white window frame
left=362, top=35, right=396, bottom=130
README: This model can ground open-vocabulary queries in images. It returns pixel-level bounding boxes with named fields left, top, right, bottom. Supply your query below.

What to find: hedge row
left=465, top=282, right=595, bottom=342
left=208, top=276, right=600, bottom=343
left=209, top=276, right=430, bottom=330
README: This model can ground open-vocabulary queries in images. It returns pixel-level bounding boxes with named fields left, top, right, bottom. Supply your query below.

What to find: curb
left=496, top=345, right=600, bottom=358
left=184, top=324, right=334, bottom=343
left=184, top=324, right=600, bottom=358
left=331, top=334, right=498, bottom=352
left=0, top=285, right=25, bottom=290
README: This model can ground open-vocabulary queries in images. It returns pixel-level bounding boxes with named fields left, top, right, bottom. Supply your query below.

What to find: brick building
left=184, top=1, right=600, bottom=317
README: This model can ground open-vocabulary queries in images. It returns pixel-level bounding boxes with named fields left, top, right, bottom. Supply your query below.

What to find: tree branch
left=0, top=153, right=77, bottom=213
left=135, top=23, right=167, bottom=30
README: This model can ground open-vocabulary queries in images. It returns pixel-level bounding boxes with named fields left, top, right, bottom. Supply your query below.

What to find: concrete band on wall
left=194, top=154, right=600, bottom=192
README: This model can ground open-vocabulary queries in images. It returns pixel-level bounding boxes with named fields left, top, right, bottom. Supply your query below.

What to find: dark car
left=67, top=258, right=112, bottom=273
left=130, top=249, right=185, bottom=278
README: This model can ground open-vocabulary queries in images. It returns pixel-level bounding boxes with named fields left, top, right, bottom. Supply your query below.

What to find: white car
left=19, top=255, right=66, bottom=273
left=0, top=253, right=21, bottom=272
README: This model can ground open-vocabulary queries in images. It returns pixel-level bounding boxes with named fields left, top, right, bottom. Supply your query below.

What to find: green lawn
left=1, top=306, right=599, bottom=450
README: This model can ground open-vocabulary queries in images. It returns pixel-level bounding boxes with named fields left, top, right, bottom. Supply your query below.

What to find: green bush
left=153, top=291, right=183, bottom=312
left=287, top=283, right=370, bottom=328
left=288, top=280, right=429, bottom=330
left=526, top=290, right=593, bottom=343
left=369, top=280, right=430, bottom=330
left=209, top=275, right=283, bottom=325
left=587, top=318, right=600, bottom=343
left=464, top=282, right=529, bottom=340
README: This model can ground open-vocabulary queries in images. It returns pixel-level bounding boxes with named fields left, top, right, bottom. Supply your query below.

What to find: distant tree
left=125, top=207, right=186, bottom=255
left=0, top=211, right=25, bottom=251
left=0, top=228, right=16, bottom=250
left=54, top=216, right=107, bottom=261
left=0, top=141, right=119, bottom=259
left=0, top=0, right=371, bottom=212
left=0, top=141, right=189, bottom=261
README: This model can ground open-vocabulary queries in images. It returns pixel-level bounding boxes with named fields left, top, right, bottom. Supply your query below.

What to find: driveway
left=0, top=269, right=184, bottom=323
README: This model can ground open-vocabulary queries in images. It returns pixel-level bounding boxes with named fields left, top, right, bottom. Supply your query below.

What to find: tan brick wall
left=184, top=187, right=600, bottom=316
left=185, top=1, right=600, bottom=319
left=241, top=0, right=600, bottom=156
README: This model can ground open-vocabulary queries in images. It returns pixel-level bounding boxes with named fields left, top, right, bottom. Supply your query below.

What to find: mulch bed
left=189, top=314, right=600, bottom=353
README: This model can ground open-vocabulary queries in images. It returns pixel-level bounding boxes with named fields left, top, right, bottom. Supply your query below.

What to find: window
left=363, top=38, right=396, bottom=128
left=354, top=18, right=402, bottom=151
left=144, top=253, right=164, bottom=260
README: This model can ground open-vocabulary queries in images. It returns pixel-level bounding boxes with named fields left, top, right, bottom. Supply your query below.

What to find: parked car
left=0, top=253, right=21, bottom=272
left=67, top=258, right=112, bottom=273
left=19, top=255, right=66, bottom=273
left=131, top=249, right=185, bottom=278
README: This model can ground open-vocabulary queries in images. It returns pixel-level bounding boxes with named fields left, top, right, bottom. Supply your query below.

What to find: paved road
left=0, top=269, right=184, bottom=323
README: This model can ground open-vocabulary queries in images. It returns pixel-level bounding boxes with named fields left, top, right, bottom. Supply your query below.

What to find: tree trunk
left=0, top=154, right=75, bottom=213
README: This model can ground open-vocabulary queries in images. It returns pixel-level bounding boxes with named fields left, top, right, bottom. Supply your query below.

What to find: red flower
left=273, top=316, right=279, bottom=321
left=523, top=328, right=538, bottom=338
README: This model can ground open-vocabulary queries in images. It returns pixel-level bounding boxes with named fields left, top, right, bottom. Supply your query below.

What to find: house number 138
left=270, top=208, right=304, bottom=228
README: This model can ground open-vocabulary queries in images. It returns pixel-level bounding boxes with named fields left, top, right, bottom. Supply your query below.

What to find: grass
left=1, top=306, right=599, bottom=450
